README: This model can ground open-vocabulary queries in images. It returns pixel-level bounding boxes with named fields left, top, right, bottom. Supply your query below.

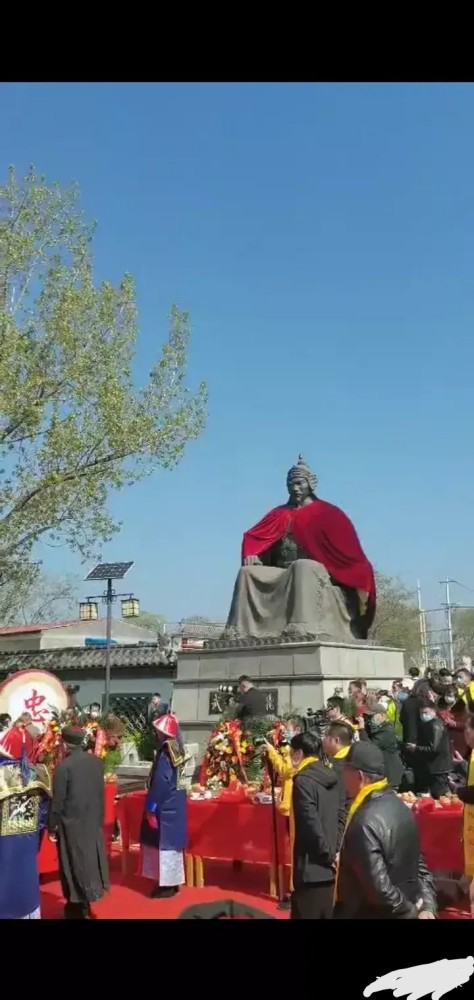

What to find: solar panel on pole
left=85, top=561, right=134, bottom=582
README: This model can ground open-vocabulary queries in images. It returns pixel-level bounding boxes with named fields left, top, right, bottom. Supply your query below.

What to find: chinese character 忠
left=23, top=689, right=49, bottom=723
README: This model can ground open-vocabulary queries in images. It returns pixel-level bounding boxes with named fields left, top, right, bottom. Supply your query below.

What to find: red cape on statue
left=241, top=499, right=376, bottom=627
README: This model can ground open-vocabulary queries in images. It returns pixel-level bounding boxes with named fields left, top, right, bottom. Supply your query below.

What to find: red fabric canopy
left=241, top=499, right=376, bottom=626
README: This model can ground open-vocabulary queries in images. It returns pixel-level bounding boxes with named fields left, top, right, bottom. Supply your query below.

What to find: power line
left=448, top=579, right=474, bottom=595
left=418, top=578, right=474, bottom=670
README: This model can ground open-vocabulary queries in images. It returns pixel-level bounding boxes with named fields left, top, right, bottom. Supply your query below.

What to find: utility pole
left=441, top=577, right=455, bottom=673
left=105, top=577, right=113, bottom=715
left=417, top=580, right=429, bottom=673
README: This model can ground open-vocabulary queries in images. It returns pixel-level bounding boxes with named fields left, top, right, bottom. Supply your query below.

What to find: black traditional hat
left=62, top=726, right=85, bottom=747
left=346, top=740, right=385, bottom=777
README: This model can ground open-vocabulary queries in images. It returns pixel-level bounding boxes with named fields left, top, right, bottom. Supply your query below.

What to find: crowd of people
left=0, top=698, right=189, bottom=919
left=261, top=662, right=474, bottom=919
left=2, top=661, right=474, bottom=921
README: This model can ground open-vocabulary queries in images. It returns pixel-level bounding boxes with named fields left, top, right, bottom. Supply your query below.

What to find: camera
left=218, top=684, right=238, bottom=696
left=306, top=708, right=328, bottom=739
left=217, top=684, right=239, bottom=709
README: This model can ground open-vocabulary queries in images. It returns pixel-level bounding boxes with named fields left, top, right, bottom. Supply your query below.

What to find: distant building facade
left=0, top=618, right=158, bottom=653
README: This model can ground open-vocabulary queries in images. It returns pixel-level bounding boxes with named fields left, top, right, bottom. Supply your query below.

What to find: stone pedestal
left=116, top=742, right=199, bottom=787
left=172, top=640, right=405, bottom=756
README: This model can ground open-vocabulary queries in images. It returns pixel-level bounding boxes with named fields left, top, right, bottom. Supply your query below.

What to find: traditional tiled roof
left=0, top=643, right=174, bottom=677
left=0, top=619, right=91, bottom=635
left=171, top=622, right=225, bottom=640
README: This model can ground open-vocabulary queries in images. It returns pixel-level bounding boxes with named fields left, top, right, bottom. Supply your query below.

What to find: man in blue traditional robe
left=0, top=730, right=51, bottom=919
left=140, top=712, right=188, bottom=899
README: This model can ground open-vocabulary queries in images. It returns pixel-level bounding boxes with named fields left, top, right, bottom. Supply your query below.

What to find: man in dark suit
left=235, top=675, right=266, bottom=721
left=48, top=727, right=109, bottom=919
left=289, top=731, right=339, bottom=919
left=147, top=693, right=169, bottom=725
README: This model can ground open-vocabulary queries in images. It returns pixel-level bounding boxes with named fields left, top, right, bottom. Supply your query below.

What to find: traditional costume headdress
left=62, top=726, right=86, bottom=747
left=153, top=712, right=179, bottom=741
left=286, top=454, right=318, bottom=493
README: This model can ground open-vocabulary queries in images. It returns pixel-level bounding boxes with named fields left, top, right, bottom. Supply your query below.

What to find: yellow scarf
left=334, top=777, right=388, bottom=901
left=463, top=750, right=474, bottom=876
left=288, top=756, right=319, bottom=892
left=334, top=745, right=351, bottom=761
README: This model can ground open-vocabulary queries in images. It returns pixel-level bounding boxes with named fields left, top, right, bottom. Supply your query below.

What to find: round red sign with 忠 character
left=0, top=670, right=68, bottom=727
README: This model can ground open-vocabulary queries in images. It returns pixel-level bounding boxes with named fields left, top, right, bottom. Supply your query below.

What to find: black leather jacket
left=414, top=717, right=452, bottom=775
left=333, top=787, right=436, bottom=919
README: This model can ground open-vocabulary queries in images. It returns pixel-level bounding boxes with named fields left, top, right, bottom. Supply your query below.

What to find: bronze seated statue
left=217, top=456, right=376, bottom=647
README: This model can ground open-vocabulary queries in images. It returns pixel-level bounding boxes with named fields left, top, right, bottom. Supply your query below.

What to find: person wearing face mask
left=437, top=685, right=467, bottom=759
left=263, top=716, right=305, bottom=910
left=264, top=716, right=305, bottom=819
left=455, top=668, right=474, bottom=714
left=405, top=698, right=452, bottom=798
left=400, top=678, right=434, bottom=747
left=363, top=703, right=405, bottom=790
left=289, top=731, right=339, bottom=919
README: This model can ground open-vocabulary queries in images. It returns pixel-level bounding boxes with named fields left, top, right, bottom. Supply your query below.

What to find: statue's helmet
left=286, top=455, right=318, bottom=494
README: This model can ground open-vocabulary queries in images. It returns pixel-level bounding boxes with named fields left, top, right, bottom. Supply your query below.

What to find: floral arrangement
left=199, top=715, right=280, bottom=790
left=32, top=709, right=125, bottom=779
left=199, top=719, right=253, bottom=788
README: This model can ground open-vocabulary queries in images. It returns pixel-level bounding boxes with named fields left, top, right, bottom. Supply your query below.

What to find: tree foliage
left=0, top=568, right=79, bottom=624
left=135, top=610, right=166, bottom=635
left=0, top=166, right=207, bottom=587
left=452, top=608, right=474, bottom=659
left=370, top=572, right=421, bottom=657
left=180, top=615, right=211, bottom=624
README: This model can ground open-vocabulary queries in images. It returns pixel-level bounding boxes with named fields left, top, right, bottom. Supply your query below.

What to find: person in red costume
left=224, top=456, right=376, bottom=643
left=0, top=713, right=35, bottom=761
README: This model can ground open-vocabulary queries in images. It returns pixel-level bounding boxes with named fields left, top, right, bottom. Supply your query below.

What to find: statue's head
left=286, top=455, right=318, bottom=507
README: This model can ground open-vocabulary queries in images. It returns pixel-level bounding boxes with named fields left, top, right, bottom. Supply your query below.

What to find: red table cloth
left=414, top=804, right=464, bottom=873
left=116, top=790, right=465, bottom=874
left=116, top=790, right=289, bottom=864
left=38, top=781, right=117, bottom=876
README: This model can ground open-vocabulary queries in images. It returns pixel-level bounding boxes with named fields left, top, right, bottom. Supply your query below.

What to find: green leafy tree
left=370, top=572, right=421, bottom=659
left=134, top=610, right=166, bottom=635
left=0, top=166, right=207, bottom=590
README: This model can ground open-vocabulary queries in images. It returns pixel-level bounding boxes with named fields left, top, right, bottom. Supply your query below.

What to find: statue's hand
left=243, top=555, right=262, bottom=566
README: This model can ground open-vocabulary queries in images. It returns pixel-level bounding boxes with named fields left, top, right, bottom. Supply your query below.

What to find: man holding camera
left=235, top=675, right=266, bottom=721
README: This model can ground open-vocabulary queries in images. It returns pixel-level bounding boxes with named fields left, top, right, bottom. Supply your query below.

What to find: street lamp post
left=80, top=561, right=139, bottom=715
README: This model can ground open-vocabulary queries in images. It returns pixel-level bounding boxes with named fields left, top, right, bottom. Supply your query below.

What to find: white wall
left=40, top=618, right=157, bottom=649
left=0, top=634, right=42, bottom=652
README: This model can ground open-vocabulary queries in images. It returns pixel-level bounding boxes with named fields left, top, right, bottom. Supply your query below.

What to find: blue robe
left=0, top=756, right=50, bottom=919
left=140, top=740, right=187, bottom=886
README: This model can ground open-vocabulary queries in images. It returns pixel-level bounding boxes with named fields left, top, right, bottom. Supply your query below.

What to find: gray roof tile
left=0, top=643, right=173, bottom=676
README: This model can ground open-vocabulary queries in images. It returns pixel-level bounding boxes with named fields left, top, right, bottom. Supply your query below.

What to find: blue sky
left=3, top=82, right=474, bottom=621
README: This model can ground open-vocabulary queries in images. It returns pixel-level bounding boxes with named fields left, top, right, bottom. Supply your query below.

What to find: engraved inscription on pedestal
left=208, top=687, right=279, bottom=716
